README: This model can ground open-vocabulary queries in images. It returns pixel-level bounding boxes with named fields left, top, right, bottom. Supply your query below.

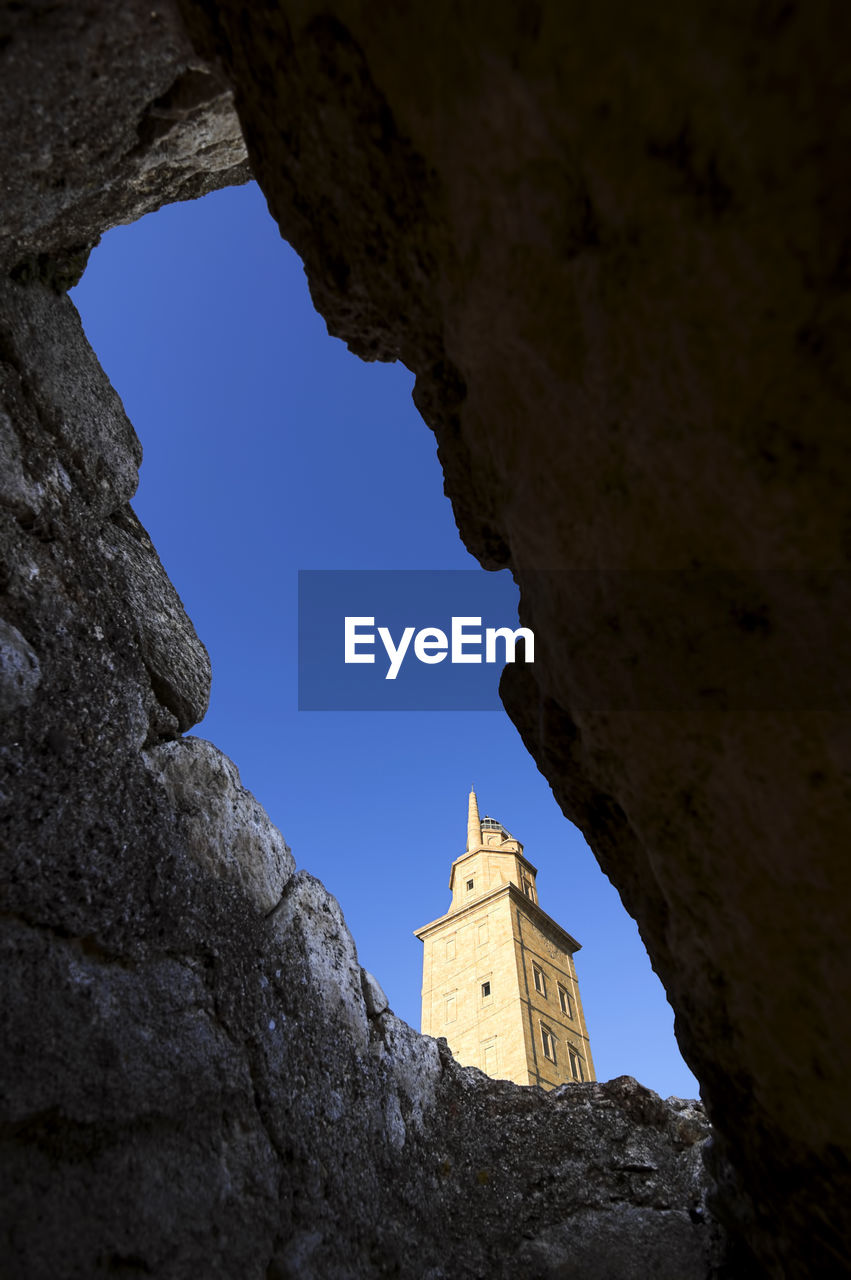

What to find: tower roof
left=481, top=814, right=515, bottom=840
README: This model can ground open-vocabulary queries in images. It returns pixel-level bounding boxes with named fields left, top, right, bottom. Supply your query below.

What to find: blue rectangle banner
left=298, top=570, right=532, bottom=710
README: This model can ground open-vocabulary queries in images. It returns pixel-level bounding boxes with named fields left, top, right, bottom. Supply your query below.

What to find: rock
left=360, top=967, right=389, bottom=1018
left=371, top=1009, right=442, bottom=1141
left=269, top=871, right=370, bottom=1053
left=408, top=1070, right=726, bottom=1280
left=0, top=273, right=210, bottom=758
left=0, top=0, right=250, bottom=275
left=0, top=273, right=141, bottom=518
left=0, top=916, right=281, bottom=1280
left=144, top=736, right=294, bottom=912
left=103, top=508, right=212, bottom=734
left=0, top=618, right=40, bottom=716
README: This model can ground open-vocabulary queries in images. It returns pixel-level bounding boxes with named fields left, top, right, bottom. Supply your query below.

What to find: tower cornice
left=448, top=846, right=539, bottom=879
left=414, top=880, right=582, bottom=955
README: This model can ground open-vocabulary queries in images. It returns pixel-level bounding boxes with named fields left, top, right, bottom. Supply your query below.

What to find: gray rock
left=0, top=274, right=141, bottom=518
left=0, top=618, right=40, bottom=715
left=144, top=736, right=294, bottom=912
left=0, top=274, right=209, bottom=755
left=0, top=915, right=281, bottom=1280
left=269, top=871, right=370, bottom=1053
left=515, top=1205, right=712, bottom=1280
left=371, top=1009, right=442, bottom=1141
left=103, top=508, right=212, bottom=733
left=360, top=967, right=389, bottom=1018
left=0, top=0, right=250, bottom=274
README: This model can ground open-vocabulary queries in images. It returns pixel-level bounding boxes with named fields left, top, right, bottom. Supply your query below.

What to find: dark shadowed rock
left=0, top=0, right=250, bottom=277
left=0, top=617, right=40, bottom=716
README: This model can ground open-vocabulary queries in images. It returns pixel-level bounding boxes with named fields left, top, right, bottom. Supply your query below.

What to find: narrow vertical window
left=533, top=964, right=547, bottom=997
left=481, top=980, right=491, bottom=999
left=445, top=935, right=456, bottom=961
left=466, top=878, right=474, bottom=892
left=558, top=984, right=575, bottom=1019
left=569, top=1047, right=585, bottom=1081
left=445, top=992, right=456, bottom=1023
left=541, top=1023, right=556, bottom=1062
left=477, top=920, right=489, bottom=946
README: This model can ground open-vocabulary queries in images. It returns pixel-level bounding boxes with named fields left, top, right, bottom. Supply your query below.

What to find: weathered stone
left=0, top=273, right=141, bottom=518
left=0, top=1, right=250, bottom=275
left=0, top=618, right=40, bottom=716
left=0, top=274, right=209, bottom=761
left=144, top=736, right=295, bottom=911
left=0, top=916, right=282, bottom=1280
left=361, top=967, right=389, bottom=1018
left=101, top=510, right=211, bottom=734
left=269, top=871, right=370, bottom=1053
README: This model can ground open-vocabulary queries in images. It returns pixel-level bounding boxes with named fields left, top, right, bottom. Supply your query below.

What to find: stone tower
left=415, top=789, right=595, bottom=1088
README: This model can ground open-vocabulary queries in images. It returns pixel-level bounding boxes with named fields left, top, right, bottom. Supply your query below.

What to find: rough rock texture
left=144, top=737, right=295, bottom=912
left=0, top=0, right=250, bottom=281
left=177, top=2, right=851, bottom=1273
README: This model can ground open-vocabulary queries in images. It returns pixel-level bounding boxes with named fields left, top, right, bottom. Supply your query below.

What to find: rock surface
left=145, top=737, right=295, bottom=912
left=179, top=1, right=851, bottom=1273
left=0, top=617, right=40, bottom=716
left=0, top=0, right=250, bottom=279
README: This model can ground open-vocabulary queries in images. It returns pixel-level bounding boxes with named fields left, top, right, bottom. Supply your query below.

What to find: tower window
left=445, top=936, right=456, bottom=961
left=481, top=981, right=491, bottom=999
left=466, top=879, right=474, bottom=891
left=569, top=1047, right=585, bottom=1081
left=541, top=1023, right=556, bottom=1063
left=445, top=992, right=457, bottom=1023
left=533, top=964, right=547, bottom=997
left=558, top=984, right=575, bottom=1019
left=482, top=1038, right=498, bottom=1076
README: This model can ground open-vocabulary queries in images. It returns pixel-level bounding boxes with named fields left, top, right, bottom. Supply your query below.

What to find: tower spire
left=467, top=787, right=482, bottom=852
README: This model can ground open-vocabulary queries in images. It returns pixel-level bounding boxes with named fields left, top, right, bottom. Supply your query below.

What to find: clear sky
left=72, top=181, right=699, bottom=1099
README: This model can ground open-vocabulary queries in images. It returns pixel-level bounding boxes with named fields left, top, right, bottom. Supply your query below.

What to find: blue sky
left=72, top=181, right=698, bottom=1099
